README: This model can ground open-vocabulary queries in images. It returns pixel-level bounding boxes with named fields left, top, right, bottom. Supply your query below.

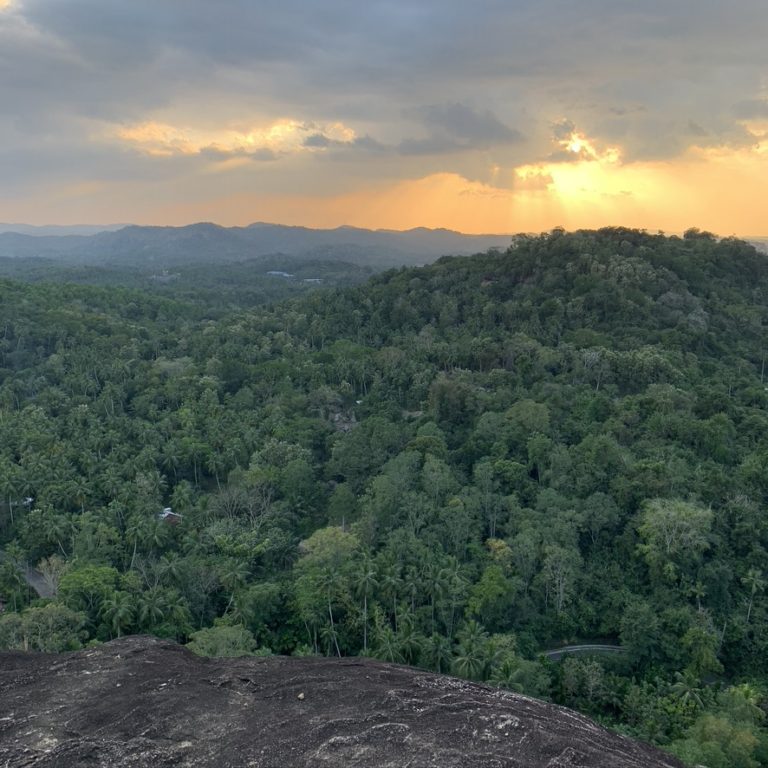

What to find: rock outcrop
left=0, top=636, right=684, bottom=767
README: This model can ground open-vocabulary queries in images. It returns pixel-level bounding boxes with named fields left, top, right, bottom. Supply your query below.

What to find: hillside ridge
left=0, top=222, right=513, bottom=268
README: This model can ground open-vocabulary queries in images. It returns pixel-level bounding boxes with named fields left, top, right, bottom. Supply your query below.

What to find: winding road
left=541, top=643, right=625, bottom=661
left=3, top=548, right=628, bottom=658
left=0, top=550, right=53, bottom=599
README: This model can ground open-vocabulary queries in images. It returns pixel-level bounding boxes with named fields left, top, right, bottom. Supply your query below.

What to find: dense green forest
left=1, top=228, right=767, bottom=766
left=0, top=253, right=375, bottom=310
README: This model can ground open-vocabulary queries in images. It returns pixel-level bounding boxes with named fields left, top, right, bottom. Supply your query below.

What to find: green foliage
left=467, top=564, right=519, bottom=631
left=1, top=229, right=768, bottom=758
left=638, top=499, right=713, bottom=578
left=0, top=603, right=87, bottom=652
left=671, top=716, right=759, bottom=767
left=58, top=565, right=120, bottom=626
left=619, top=601, right=660, bottom=666
left=187, top=623, right=265, bottom=657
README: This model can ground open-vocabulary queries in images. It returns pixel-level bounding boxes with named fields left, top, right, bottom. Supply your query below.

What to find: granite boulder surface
left=0, top=636, right=685, bottom=768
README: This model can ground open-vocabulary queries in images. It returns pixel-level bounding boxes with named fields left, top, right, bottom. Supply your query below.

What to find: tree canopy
left=1, top=228, right=768, bottom=764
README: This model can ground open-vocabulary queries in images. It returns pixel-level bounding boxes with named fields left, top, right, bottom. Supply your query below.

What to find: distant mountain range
left=0, top=222, right=513, bottom=268
left=0, top=223, right=129, bottom=236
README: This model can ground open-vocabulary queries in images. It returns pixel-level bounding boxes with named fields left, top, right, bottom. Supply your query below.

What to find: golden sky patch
left=140, top=141, right=768, bottom=236
left=112, top=119, right=356, bottom=158
left=5, top=2, right=768, bottom=234
left=6, top=121, right=768, bottom=236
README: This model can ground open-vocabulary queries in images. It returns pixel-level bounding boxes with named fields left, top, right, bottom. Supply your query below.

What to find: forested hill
left=0, top=222, right=512, bottom=267
left=1, top=228, right=767, bottom=766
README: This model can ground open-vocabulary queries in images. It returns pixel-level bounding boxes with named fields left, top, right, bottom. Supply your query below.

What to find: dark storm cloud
left=396, top=103, right=522, bottom=156
left=412, top=103, right=522, bottom=145
left=5, top=1, right=764, bottom=117
left=302, top=102, right=522, bottom=158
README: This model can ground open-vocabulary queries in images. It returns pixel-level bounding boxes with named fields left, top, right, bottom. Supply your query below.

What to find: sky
left=1, top=0, right=768, bottom=235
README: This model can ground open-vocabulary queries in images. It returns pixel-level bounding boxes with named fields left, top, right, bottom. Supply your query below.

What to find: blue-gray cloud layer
left=1, top=0, right=767, bottom=196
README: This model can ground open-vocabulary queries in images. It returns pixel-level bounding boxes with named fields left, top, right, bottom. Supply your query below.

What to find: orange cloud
left=7, top=120, right=768, bottom=237
left=143, top=144, right=768, bottom=236
left=111, top=118, right=356, bottom=158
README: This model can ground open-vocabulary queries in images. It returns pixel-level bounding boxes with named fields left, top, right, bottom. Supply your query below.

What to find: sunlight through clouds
left=3, top=1, right=768, bottom=232
left=111, top=119, right=358, bottom=159
left=510, top=122, right=625, bottom=210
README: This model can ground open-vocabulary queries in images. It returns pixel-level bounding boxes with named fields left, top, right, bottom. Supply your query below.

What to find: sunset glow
left=2, top=1, right=768, bottom=235
left=113, top=119, right=358, bottom=158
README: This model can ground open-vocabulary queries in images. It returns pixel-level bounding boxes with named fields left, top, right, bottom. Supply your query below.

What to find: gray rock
left=0, top=636, right=684, bottom=768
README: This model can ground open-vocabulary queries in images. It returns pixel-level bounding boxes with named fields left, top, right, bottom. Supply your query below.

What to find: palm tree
left=218, top=558, right=249, bottom=614
left=0, top=560, right=25, bottom=612
left=162, top=590, right=192, bottom=640
left=373, top=626, right=403, bottom=663
left=101, top=591, right=136, bottom=638
left=319, top=620, right=340, bottom=658
left=158, top=552, right=182, bottom=586
left=424, top=633, right=453, bottom=674
left=421, top=560, right=447, bottom=635
left=160, top=440, right=181, bottom=482
left=138, top=587, right=166, bottom=630
left=489, top=657, right=523, bottom=691
left=67, top=475, right=90, bottom=514
left=206, top=450, right=226, bottom=491
left=742, top=568, right=765, bottom=624
left=441, top=557, right=468, bottom=637
left=354, top=557, right=378, bottom=654
left=0, top=460, right=21, bottom=525
left=669, top=671, right=704, bottom=711
left=42, top=513, right=73, bottom=557
left=725, top=682, right=764, bottom=723
left=453, top=620, right=490, bottom=681
left=99, top=464, right=126, bottom=499
left=396, top=623, right=425, bottom=666
left=379, top=566, right=402, bottom=632
left=317, top=567, right=341, bottom=657
left=403, top=566, right=420, bottom=614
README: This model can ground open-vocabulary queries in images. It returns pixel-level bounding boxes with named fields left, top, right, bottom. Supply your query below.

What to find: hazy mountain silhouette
left=0, top=222, right=512, bottom=268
